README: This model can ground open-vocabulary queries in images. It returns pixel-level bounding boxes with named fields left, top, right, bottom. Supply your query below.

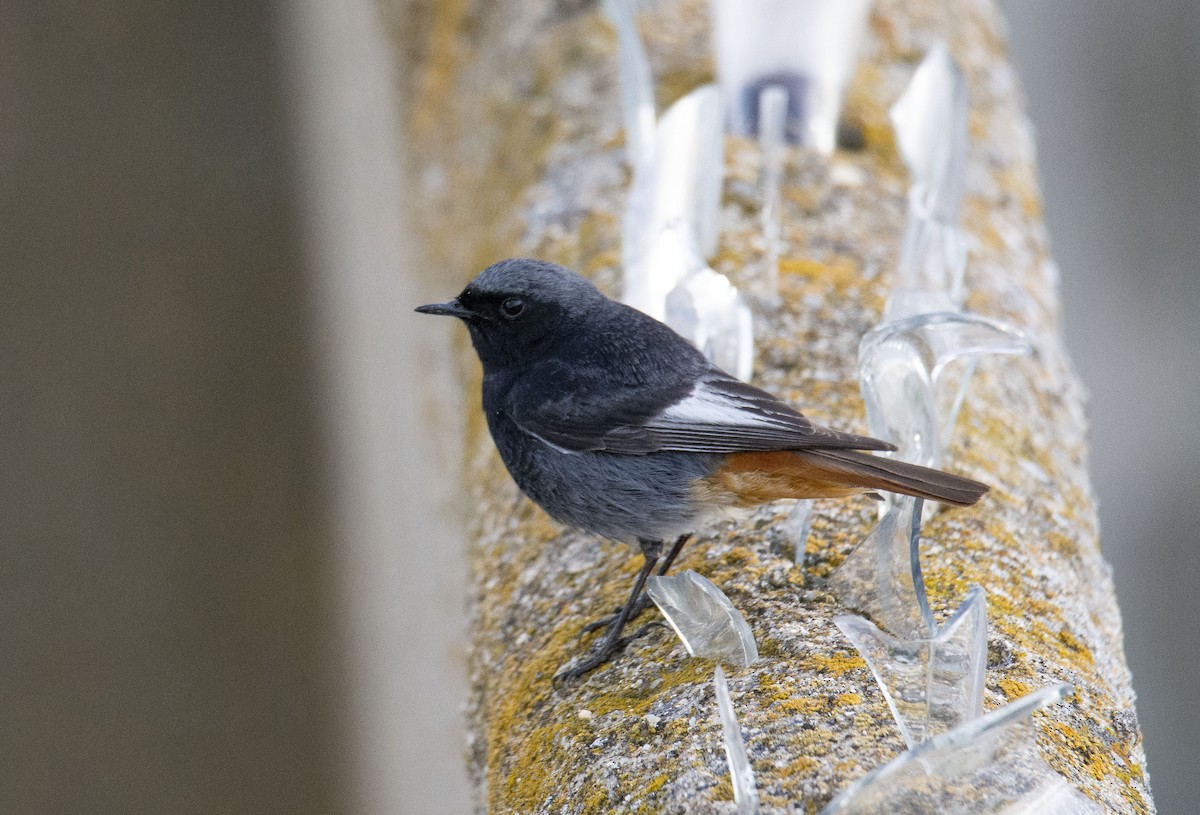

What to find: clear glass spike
left=891, top=41, right=968, bottom=225
left=784, top=498, right=815, bottom=567
left=618, top=82, right=751, bottom=379
left=891, top=218, right=969, bottom=314
left=858, top=312, right=1031, bottom=471
left=647, top=570, right=758, bottom=667
left=604, top=0, right=657, bottom=171
left=711, top=0, right=871, bottom=153
left=621, top=83, right=723, bottom=319
left=828, top=495, right=933, bottom=640
left=662, top=233, right=755, bottom=380
left=820, top=684, right=1102, bottom=814
left=890, top=41, right=971, bottom=302
left=835, top=586, right=988, bottom=748
left=882, top=286, right=960, bottom=323
left=714, top=665, right=761, bottom=814
left=758, top=85, right=788, bottom=305
left=665, top=269, right=755, bottom=381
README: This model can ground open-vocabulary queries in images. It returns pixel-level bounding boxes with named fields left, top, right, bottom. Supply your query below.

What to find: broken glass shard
left=711, top=0, right=871, bottom=153
left=858, top=312, right=1031, bottom=471
left=647, top=570, right=758, bottom=667
left=893, top=220, right=968, bottom=314
left=835, top=586, right=987, bottom=748
left=714, top=665, right=761, bottom=814
left=639, top=221, right=706, bottom=325
left=616, top=83, right=751, bottom=376
left=891, top=41, right=970, bottom=302
left=664, top=241, right=755, bottom=380
left=882, top=287, right=959, bottom=322
left=820, top=684, right=1102, bottom=814
left=630, top=224, right=753, bottom=380
left=891, top=41, right=968, bottom=226
left=784, top=498, right=814, bottom=566
left=622, top=84, right=723, bottom=320
left=758, top=84, right=788, bottom=305
left=604, top=0, right=656, bottom=170
left=829, top=495, right=934, bottom=640
left=666, top=267, right=754, bottom=381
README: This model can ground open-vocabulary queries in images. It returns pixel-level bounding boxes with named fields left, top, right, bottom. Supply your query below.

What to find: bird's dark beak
left=415, top=299, right=474, bottom=320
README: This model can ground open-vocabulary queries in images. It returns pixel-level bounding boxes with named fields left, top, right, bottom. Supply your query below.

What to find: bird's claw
left=577, top=597, right=654, bottom=639
left=555, top=621, right=664, bottom=683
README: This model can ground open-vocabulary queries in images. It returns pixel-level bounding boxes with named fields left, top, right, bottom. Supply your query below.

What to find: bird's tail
left=796, top=448, right=989, bottom=507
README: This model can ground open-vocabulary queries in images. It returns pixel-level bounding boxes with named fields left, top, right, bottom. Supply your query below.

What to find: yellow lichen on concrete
left=399, top=0, right=1154, bottom=811
left=841, top=61, right=903, bottom=173
left=779, top=257, right=862, bottom=291
left=409, top=0, right=470, bottom=144
left=1045, top=720, right=1148, bottom=810
left=799, top=651, right=869, bottom=677
left=997, top=677, right=1034, bottom=701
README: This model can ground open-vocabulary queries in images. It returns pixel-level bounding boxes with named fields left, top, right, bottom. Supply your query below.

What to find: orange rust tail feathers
left=706, top=449, right=989, bottom=508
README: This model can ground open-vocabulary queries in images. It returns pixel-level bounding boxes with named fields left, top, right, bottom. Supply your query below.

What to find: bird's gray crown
left=465, top=258, right=606, bottom=311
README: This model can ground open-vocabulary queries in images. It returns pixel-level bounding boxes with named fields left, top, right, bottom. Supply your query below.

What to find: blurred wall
left=0, top=1, right=470, bottom=813
left=280, top=1, right=472, bottom=813
left=1001, top=3, right=1200, bottom=812
left=0, top=3, right=344, bottom=812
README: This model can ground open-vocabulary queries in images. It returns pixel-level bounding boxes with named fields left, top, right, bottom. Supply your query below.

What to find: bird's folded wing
left=514, top=373, right=895, bottom=454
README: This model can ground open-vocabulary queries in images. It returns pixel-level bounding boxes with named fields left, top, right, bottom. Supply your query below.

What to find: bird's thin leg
left=557, top=539, right=662, bottom=681
left=577, top=533, right=693, bottom=637
left=655, top=532, right=692, bottom=577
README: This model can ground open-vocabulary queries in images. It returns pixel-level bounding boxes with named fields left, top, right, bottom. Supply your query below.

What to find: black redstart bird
left=417, top=258, right=987, bottom=680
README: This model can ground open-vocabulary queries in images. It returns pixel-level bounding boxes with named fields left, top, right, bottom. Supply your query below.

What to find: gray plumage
left=418, top=258, right=988, bottom=544
left=417, top=258, right=989, bottom=679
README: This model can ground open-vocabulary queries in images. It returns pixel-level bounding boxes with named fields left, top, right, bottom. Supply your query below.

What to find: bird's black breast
left=479, top=366, right=719, bottom=543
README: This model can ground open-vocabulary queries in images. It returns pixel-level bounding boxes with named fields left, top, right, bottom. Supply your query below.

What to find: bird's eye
left=500, top=297, right=526, bottom=319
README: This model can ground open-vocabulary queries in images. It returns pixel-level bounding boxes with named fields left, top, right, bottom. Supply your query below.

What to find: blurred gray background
left=1000, top=4, right=1200, bottom=812
left=1, top=1, right=1195, bottom=813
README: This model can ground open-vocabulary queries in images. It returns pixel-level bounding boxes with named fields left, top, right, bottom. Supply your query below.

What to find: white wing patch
left=512, top=372, right=891, bottom=455
left=627, top=374, right=892, bottom=453
left=655, top=379, right=798, bottom=430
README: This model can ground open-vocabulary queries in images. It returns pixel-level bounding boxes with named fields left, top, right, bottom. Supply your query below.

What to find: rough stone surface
left=389, top=0, right=1155, bottom=811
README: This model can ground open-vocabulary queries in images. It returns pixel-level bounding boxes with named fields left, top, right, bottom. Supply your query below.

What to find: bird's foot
left=554, top=621, right=663, bottom=683
left=577, top=595, right=655, bottom=638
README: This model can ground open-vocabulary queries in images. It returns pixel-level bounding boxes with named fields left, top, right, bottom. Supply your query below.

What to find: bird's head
left=415, top=258, right=609, bottom=370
